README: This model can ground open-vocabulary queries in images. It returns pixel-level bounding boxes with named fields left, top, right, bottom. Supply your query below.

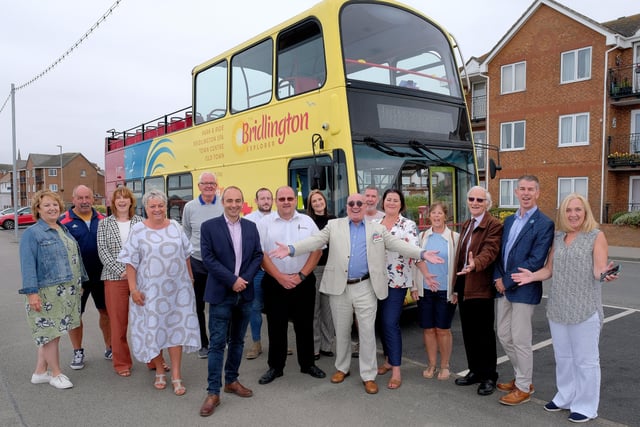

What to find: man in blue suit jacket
left=493, top=175, right=554, bottom=406
left=198, top=186, right=263, bottom=417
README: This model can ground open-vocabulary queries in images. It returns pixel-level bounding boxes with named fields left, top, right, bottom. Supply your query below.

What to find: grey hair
left=142, top=188, right=167, bottom=207
left=467, top=185, right=493, bottom=210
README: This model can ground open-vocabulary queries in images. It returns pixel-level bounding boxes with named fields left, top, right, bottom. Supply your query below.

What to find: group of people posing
left=19, top=174, right=619, bottom=423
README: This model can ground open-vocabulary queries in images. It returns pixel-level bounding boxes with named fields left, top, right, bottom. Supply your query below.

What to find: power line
left=14, top=0, right=123, bottom=92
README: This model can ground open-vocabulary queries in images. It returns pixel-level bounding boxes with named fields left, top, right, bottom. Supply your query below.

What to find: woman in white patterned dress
left=118, top=189, right=199, bottom=396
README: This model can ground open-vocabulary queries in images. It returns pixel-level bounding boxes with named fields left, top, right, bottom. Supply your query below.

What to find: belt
left=346, top=273, right=370, bottom=285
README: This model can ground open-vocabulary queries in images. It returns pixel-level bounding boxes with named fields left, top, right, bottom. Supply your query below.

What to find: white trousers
left=329, top=279, right=377, bottom=381
left=549, top=312, right=601, bottom=418
left=496, top=297, right=535, bottom=392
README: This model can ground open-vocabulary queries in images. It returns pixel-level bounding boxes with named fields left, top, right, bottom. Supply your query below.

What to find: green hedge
left=613, top=211, right=640, bottom=228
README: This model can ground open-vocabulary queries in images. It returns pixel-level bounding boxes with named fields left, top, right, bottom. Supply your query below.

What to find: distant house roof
left=601, top=13, right=640, bottom=38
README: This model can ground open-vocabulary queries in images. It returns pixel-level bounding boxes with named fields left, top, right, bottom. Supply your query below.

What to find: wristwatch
left=298, top=272, right=307, bottom=281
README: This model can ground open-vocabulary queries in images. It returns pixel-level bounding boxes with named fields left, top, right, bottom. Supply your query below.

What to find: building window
left=499, top=179, right=519, bottom=207
left=500, top=121, right=526, bottom=150
left=50, top=184, right=58, bottom=192
left=80, top=169, right=87, bottom=177
left=501, top=61, right=526, bottom=94
left=559, top=113, right=589, bottom=146
left=474, top=131, right=486, bottom=171
left=48, top=169, right=58, bottom=177
left=561, top=47, right=591, bottom=83
left=558, top=177, right=588, bottom=206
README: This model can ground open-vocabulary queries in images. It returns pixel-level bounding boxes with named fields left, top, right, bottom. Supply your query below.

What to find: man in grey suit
left=270, top=193, right=442, bottom=394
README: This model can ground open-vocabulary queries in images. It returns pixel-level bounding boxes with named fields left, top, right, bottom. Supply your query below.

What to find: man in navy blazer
left=493, top=175, right=554, bottom=406
left=198, top=186, right=263, bottom=417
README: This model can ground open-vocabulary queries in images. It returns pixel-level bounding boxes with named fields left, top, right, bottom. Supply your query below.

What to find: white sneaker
left=49, top=373, right=73, bottom=389
left=31, top=372, right=52, bottom=384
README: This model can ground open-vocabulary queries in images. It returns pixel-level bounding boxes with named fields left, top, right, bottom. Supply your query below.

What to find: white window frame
left=49, top=184, right=58, bottom=192
left=629, top=176, right=640, bottom=212
left=500, top=120, right=526, bottom=151
left=499, top=179, right=519, bottom=208
left=559, top=113, right=590, bottom=147
left=501, top=61, right=526, bottom=94
left=558, top=177, right=588, bottom=206
left=560, top=47, right=592, bottom=84
left=48, top=168, right=58, bottom=177
left=80, top=169, right=87, bottom=177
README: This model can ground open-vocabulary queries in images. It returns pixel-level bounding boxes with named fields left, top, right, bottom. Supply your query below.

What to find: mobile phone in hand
left=599, top=264, right=621, bottom=282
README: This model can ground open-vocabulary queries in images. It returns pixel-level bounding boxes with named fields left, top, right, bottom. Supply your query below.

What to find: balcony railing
left=608, top=63, right=640, bottom=99
left=471, top=95, right=486, bottom=121
left=607, top=133, right=640, bottom=168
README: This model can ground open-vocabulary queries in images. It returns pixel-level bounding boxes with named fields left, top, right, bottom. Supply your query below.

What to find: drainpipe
left=601, top=42, right=620, bottom=223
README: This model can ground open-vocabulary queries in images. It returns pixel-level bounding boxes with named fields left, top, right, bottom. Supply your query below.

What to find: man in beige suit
left=270, top=193, right=442, bottom=394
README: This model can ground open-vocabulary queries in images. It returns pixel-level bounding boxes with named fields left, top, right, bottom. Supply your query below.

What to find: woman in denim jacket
left=19, top=190, right=87, bottom=390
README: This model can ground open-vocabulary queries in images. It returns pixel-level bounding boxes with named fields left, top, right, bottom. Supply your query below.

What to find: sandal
left=438, top=366, right=450, bottom=381
left=422, top=366, right=436, bottom=379
left=377, top=364, right=392, bottom=375
left=172, top=378, right=186, bottom=396
left=387, top=378, right=402, bottom=390
left=154, top=374, right=166, bottom=390
left=149, top=361, right=171, bottom=372
left=117, top=369, right=131, bottom=377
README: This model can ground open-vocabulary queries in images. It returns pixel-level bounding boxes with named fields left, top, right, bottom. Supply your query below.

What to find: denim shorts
left=416, top=290, right=456, bottom=329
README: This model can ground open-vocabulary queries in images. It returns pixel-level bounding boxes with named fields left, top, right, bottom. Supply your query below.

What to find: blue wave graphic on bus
left=124, top=137, right=175, bottom=178
left=145, top=138, right=175, bottom=176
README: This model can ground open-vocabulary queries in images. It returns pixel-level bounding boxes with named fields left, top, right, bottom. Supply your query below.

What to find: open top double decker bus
left=104, top=0, right=478, bottom=226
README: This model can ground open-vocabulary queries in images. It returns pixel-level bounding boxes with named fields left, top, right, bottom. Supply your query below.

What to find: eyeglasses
left=347, top=200, right=364, bottom=207
left=277, top=197, right=295, bottom=202
left=199, top=182, right=217, bottom=186
left=468, top=197, right=485, bottom=203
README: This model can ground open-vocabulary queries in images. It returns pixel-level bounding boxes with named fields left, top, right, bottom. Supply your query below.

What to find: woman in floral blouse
left=375, top=189, right=420, bottom=390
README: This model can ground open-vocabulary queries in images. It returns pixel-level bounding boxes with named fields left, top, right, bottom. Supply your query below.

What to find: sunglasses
left=277, top=197, right=295, bottom=202
left=468, top=197, right=485, bottom=203
left=199, top=182, right=217, bottom=186
left=347, top=200, right=364, bottom=207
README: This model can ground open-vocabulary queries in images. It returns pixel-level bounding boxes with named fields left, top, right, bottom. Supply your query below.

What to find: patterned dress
left=25, top=228, right=82, bottom=346
left=118, top=220, right=199, bottom=363
left=375, top=215, right=419, bottom=288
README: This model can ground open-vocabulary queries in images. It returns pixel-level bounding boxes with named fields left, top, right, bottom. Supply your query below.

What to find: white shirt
left=258, top=211, right=319, bottom=274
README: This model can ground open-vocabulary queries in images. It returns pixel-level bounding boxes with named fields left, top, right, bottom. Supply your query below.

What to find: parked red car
left=0, top=207, right=36, bottom=230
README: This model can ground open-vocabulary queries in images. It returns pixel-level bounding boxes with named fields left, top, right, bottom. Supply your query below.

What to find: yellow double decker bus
left=104, top=0, right=478, bottom=224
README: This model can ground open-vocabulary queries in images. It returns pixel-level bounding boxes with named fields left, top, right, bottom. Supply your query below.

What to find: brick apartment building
left=465, top=0, right=640, bottom=223
left=10, top=152, right=105, bottom=208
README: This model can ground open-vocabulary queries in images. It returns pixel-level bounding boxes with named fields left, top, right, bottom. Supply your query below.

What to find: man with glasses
left=256, top=186, right=325, bottom=385
left=270, top=193, right=442, bottom=394
left=453, top=186, right=503, bottom=396
left=182, top=172, right=224, bottom=359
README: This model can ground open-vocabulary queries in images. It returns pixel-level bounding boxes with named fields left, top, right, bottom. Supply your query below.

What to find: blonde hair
left=31, top=190, right=64, bottom=221
left=557, top=193, right=598, bottom=232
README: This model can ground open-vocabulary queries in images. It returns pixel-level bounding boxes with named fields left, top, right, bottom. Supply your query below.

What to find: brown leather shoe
left=499, top=388, right=531, bottom=406
left=199, top=394, right=220, bottom=417
left=363, top=380, right=378, bottom=394
left=224, top=381, right=253, bottom=397
left=496, top=379, right=535, bottom=394
left=330, top=370, right=350, bottom=384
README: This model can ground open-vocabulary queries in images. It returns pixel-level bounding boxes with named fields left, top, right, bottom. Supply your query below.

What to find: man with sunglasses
left=256, top=186, right=325, bottom=385
left=269, top=193, right=442, bottom=394
left=453, top=186, right=503, bottom=396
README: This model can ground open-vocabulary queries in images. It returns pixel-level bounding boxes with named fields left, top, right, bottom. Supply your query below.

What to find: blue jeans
left=249, top=270, right=264, bottom=342
left=207, top=293, right=251, bottom=395
left=380, top=287, right=407, bottom=366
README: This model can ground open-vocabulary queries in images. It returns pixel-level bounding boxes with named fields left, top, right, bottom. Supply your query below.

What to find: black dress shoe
left=301, top=365, right=326, bottom=379
left=455, top=372, right=480, bottom=386
left=477, top=380, right=496, bottom=396
left=319, top=350, right=334, bottom=357
left=259, top=368, right=283, bottom=384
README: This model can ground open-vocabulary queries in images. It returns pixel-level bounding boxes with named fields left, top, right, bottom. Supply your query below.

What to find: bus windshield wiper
left=363, top=136, right=408, bottom=157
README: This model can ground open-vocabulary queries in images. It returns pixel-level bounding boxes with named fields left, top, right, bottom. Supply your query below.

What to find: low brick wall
left=600, top=224, right=640, bottom=248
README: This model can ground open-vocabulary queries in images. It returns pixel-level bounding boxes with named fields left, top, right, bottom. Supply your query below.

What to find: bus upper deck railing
left=105, top=106, right=192, bottom=151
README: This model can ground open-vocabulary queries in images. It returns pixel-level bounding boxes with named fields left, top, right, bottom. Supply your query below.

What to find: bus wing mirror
left=309, top=165, right=326, bottom=190
left=489, top=158, right=502, bottom=179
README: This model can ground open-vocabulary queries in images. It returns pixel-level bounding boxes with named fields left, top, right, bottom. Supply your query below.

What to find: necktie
left=461, top=218, right=475, bottom=268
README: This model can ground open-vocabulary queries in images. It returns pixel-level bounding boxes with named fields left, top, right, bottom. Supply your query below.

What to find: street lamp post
left=56, top=145, right=63, bottom=201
